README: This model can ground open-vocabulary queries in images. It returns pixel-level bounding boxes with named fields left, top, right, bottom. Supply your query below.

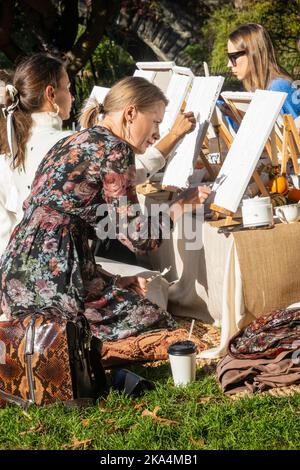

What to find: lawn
left=1, top=361, right=300, bottom=450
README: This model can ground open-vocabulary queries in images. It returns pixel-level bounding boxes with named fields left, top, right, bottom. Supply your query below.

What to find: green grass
left=1, top=363, right=300, bottom=450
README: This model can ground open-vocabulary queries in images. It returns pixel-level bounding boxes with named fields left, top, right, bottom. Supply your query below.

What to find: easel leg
left=288, top=135, right=299, bottom=174
left=252, top=170, right=269, bottom=197
left=281, top=119, right=289, bottom=174
left=285, top=114, right=300, bottom=174
left=269, top=128, right=279, bottom=166
left=199, top=150, right=217, bottom=180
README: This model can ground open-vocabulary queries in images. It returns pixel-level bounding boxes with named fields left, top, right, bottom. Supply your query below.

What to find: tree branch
left=18, top=1, right=56, bottom=51
left=0, top=0, right=23, bottom=62
left=65, top=0, right=114, bottom=77
left=55, top=0, right=79, bottom=52
left=106, top=25, right=158, bottom=62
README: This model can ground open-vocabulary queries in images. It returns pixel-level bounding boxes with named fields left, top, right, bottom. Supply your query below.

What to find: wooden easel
left=213, top=118, right=270, bottom=198
left=210, top=203, right=234, bottom=225
left=221, top=94, right=300, bottom=175
left=281, top=114, right=300, bottom=174
left=208, top=90, right=288, bottom=225
left=208, top=129, right=270, bottom=225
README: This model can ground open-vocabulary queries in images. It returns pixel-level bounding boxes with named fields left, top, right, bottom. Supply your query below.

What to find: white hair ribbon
left=0, top=80, right=5, bottom=105
left=3, top=84, right=19, bottom=161
left=6, top=84, right=18, bottom=102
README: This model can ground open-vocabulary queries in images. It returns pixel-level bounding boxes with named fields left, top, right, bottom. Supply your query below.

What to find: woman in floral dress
left=0, top=77, right=210, bottom=341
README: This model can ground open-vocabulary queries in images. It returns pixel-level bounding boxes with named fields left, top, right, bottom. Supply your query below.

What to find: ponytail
left=79, top=98, right=104, bottom=129
left=0, top=54, right=64, bottom=168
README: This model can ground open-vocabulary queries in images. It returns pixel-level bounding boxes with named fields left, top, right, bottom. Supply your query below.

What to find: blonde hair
left=229, top=23, right=291, bottom=91
left=79, top=76, right=168, bottom=128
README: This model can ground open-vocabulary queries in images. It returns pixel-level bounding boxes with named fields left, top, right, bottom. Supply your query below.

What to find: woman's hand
left=169, top=185, right=211, bottom=221
left=115, top=275, right=149, bottom=296
left=170, top=111, right=197, bottom=139
left=154, top=112, right=197, bottom=158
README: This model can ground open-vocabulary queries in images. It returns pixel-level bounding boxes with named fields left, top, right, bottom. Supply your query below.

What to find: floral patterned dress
left=0, top=126, right=175, bottom=341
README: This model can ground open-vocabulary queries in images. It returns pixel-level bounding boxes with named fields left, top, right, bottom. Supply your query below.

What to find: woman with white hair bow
left=0, top=54, right=74, bottom=254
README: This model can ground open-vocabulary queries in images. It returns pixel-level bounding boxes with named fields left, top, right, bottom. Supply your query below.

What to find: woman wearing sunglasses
left=226, top=23, right=300, bottom=126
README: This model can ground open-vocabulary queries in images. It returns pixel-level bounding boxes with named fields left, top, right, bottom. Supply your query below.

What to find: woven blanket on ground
left=217, top=350, right=300, bottom=395
left=233, top=222, right=300, bottom=317
left=229, top=308, right=300, bottom=359
left=101, top=328, right=206, bottom=368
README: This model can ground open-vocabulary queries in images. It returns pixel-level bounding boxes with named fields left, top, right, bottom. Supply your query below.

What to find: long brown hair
left=229, top=23, right=291, bottom=91
left=0, top=53, right=65, bottom=168
left=79, top=76, right=168, bottom=129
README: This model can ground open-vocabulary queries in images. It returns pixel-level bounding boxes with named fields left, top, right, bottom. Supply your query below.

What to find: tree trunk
left=65, top=0, right=113, bottom=78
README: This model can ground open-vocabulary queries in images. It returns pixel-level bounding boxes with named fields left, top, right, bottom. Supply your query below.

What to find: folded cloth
left=111, top=369, right=155, bottom=397
left=101, top=328, right=206, bottom=368
left=217, top=349, right=300, bottom=395
left=229, top=308, right=300, bottom=359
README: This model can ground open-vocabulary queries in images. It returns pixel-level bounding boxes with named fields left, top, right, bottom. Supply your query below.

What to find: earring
left=126, top=121, right=131, bottom=141
left=53, top=103, right=60, bottom=116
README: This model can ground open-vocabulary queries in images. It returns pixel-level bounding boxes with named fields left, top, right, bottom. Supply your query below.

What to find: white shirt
left=0, top=112, right=73, bottom=255
left=135, top=148, right=165, bottom=184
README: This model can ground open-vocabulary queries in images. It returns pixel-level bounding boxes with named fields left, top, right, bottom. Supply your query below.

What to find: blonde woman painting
left=0, top=76, right=210, bottom=342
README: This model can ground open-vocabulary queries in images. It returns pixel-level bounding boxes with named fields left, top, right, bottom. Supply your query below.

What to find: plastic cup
left=168, top=340, right=197, bottom=386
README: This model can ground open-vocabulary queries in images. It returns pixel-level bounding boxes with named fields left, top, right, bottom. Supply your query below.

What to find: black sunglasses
left=227, top=50, right=246, bottom=66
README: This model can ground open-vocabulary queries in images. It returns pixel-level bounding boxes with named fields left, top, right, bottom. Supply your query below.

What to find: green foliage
left=75, top=35, right=135, bottom=108
left=182, top=44, right=207, bottom=66
left=203, top=0, right=300, bottom=76
left=1, top=362, right=300, bottom=450
left=0, top=52, right=13, bottom=69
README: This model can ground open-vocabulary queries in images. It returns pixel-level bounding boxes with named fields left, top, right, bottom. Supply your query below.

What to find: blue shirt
left=268, top=78, right=300, bottom=119
left=217, top=78, right=300, bottom=133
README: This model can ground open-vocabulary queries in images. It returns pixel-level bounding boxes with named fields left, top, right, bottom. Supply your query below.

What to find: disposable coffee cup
left=168, top=340, right=197, bottom=386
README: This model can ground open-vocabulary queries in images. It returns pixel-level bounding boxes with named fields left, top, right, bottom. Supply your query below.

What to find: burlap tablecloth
left=232, top=221, right=300, bottom=316
left=200, top=220, right=300, bottom=358
left=137, top=187, right=300, bottom=358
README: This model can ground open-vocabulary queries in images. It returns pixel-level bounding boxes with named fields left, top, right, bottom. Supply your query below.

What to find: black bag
left=0, top=312, right=108, bottom=408
left=111, top=369, right=155, bottom=397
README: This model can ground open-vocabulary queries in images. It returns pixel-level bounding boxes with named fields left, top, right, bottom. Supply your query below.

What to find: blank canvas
left=221, top=91, right=254, bottom=116
left=136, top=61, right=175, bottom=93
left=160, top=72, right=193, bottom=136
left=162, top=76, right=224, bottom=188
left=211, top=89, right=287, bottom=213
left=133, top=69, right=156, bottom=82
left=89, top=85, right=110, bottom=104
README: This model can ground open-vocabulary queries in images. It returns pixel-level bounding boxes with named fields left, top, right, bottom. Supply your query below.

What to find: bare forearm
left=154, top=132, right=181, bottom=158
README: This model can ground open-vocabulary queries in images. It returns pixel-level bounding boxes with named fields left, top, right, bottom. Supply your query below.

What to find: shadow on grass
left=106, top=357, right=218, bottom=394
left=119, top=361, right=171, bottom=384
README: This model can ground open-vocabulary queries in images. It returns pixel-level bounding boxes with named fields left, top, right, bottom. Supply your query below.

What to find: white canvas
left=172, top=65, right=194, bottom=77
left=133, top=69, right=156, bottom=82
left=211, top=89, right=287, bottom=213
left=160, top=72, right=193, bottom=136
left=136, top=61, right=175, bottom=70
left=90, top=85, right=110, bottom=104
left=162, top=76, right=224, bottom=188
left=136, top=61, right=175, bottom=93
left=220, top=90, right=282, bottom=162
left=135, top=64, right=193, bottom=136
left=221, top=91, right=254, bottom=115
